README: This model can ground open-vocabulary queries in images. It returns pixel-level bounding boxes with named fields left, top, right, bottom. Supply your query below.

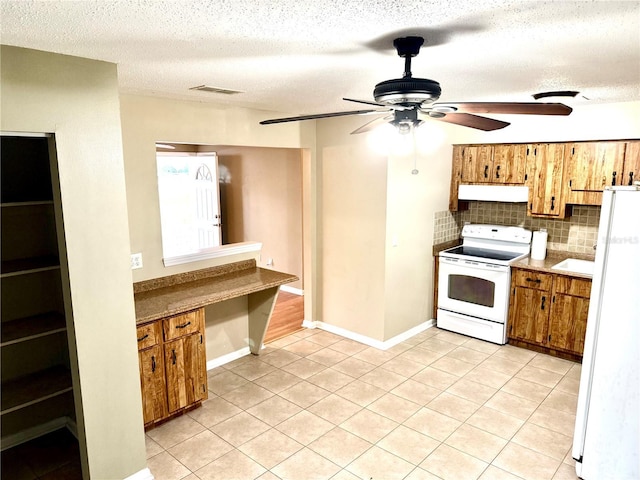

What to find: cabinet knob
left=629, top=172, right=635, bottom=186
left=612, top=171, right=617, bottom=186
left=484, top=165, right=489, bottom=178
left=541, top=296, right=546, bottom=310
left=175, top=321, right=192, bottom=329
left=137, top=333, right=149, bottom=342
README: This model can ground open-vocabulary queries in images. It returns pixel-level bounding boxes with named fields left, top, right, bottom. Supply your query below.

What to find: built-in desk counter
left=133, top=260, right=298, bottom=428
left=133, top=259, right=298, bottom=354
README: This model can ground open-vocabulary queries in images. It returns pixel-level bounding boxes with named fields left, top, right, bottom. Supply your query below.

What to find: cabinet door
left=164, top=333, right=207, bottom=413
left=449, top=146, right=465, bottom=211
left=139, top=345, right=167, bottom=425
left=492, top=144, right=526, bottom=184
left=566, top=142, right=626, bottom=191
left=164, top=338, right=187, bottom=413
left=622, top=141, right=640, bottom=187
left=183, top=332, right=208, bottom=404
left=508, top=287, right=549, bottom=344
left=461, top=145, right=493, bottom=183
left=548, top=294, right=589, bottom=354
left=526, top=143, right=565, bottom=216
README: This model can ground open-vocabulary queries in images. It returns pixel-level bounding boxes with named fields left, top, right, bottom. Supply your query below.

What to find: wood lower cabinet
left=137, top=308, right=207, bottom=427
left=508, top=270, right=552, bottom=345
left=508, top=268, right=591, bottom=358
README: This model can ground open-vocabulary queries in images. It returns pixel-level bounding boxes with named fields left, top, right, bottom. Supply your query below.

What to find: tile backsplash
left=434, top=202, right=600, bottom=254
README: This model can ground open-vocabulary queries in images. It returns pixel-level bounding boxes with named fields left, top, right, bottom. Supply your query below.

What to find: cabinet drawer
left=163, top=310, right=202, bottom=341
left=513, top=269, right=553, bottom=291
left=137, top=322, right=161, bottom=350
left=554, top=276, right=592, bottom=297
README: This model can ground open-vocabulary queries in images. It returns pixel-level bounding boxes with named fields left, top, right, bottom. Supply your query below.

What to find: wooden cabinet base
left=507, top=338, right=582, bottom=363
left=137, top=309, right=208, bottom=428
left=143, top=401, right=203, bottom=431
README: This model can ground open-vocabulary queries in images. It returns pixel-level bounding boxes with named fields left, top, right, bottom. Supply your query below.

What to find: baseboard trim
left=0, top=416, right=68, bottom=451
left=206, top=347, right=251, bottom=370
left=280, top=285, right=303, bottom=295
left=301, top=319, right=316, bottom=329
left=309, top=319, right=435, bottom=351
left=124, top=467, right=155, bottom=480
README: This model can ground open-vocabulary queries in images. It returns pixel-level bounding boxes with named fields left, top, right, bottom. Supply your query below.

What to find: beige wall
left=119, top=95, right=315, bottom=359
left=316, top=117, right=389, bottom=341
left=1, top=46, right=146, bottom=479
left=215, top=146, right=304, bottom=290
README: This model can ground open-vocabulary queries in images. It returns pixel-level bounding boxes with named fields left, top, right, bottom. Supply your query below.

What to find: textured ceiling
left=1, top=0, right=640, bottom=117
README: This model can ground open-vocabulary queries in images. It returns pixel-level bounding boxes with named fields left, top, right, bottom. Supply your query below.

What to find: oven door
left=438, top=256, right=510, bottom=323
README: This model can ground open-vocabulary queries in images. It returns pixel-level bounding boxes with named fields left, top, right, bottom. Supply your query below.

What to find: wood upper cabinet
left=461, top=145, right=494, bottom=183
left=622, top=141, right=640, bottom=187
left=508, top=268, right=591, bottom=357
left=137, top=308, right=207, bottom=427
left=526, top=143, right=566, bottom=217
left=565, top=142, right=626, bottom=191
left=492, top=144, right=527, bottom=184
left=459, top=144, right=526, bottom=184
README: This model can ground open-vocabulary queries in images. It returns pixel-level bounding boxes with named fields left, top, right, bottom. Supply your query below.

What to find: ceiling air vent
left=189, top=85, right=243, bottom=95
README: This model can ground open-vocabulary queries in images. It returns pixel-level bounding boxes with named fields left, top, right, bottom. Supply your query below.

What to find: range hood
left=458, top=184, right=529, bottom=202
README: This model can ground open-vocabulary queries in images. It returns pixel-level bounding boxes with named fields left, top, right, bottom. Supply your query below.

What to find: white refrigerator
left=572, top=186, right=640, bottom=479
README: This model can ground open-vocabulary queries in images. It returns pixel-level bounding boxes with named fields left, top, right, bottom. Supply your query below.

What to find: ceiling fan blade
left=260, top=109, right=380, bottom=125
left=343, top=97, right=387, bottom=108
left=433, top=112, right=510, bottom=131
left=350, top=115, right=393, bottom=135
left=437, top=102, right=572, bottom=116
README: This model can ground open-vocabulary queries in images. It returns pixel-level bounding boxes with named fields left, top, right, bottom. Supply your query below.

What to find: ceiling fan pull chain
left=411, top=127, right=419, bottom=175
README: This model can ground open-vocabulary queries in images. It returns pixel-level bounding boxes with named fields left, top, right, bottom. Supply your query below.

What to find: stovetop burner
left=444, top=246, right=524, bottom=262
left=439, top=224, right=533, bottom=266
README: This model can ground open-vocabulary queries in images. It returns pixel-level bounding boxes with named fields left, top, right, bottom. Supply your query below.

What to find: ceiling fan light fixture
left=373, top=78, right=442, bottom=105
left=430, top=105, right=457, bottom=113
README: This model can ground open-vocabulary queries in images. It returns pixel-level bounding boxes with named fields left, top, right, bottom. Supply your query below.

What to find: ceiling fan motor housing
left=373, top=77, right=442, bottom=105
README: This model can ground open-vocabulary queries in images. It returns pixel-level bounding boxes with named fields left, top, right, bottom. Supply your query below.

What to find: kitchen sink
left=551, top=258, right=595, bottom=277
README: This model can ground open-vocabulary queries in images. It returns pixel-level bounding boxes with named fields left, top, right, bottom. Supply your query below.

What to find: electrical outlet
left=130, top=253, right=143, bottom=269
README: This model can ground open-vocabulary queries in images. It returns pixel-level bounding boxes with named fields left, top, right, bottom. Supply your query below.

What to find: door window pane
left=157, top=152, right=221, bottom=259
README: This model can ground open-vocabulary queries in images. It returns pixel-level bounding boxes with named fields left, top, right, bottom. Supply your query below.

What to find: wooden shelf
left=1, top=312, right=67, bottom=347
left=1, top=366, right=73, bottom=416
left=0, top=256, right=60, bottom=278
left=0, top=200, right=54, bottom=208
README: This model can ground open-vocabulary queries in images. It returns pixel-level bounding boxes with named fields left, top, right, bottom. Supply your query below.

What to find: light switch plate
left=130, top=253, right=143, bottom=269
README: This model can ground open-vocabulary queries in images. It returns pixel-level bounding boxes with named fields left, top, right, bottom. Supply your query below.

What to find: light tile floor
left=146, top=327, right=582, bottom=480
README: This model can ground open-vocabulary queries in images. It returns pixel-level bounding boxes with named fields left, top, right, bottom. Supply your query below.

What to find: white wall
left=1, top=46, right=146, bottom=480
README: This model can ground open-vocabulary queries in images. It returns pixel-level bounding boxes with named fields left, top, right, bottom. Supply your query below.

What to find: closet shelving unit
left=1, top=134, right=76, bottom=447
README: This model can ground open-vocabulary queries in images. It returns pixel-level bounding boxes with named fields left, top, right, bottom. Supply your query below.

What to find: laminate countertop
left=133, top=259, right=298, bottom=325
left=511, top=251, right=596, bottom=280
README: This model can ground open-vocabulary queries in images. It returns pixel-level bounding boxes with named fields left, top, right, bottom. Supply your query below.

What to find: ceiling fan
left=260, top=36, right=573, bottom=134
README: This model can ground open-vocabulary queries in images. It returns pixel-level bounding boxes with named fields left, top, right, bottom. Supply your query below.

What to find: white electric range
left=437, top=224, right=532, bottom=344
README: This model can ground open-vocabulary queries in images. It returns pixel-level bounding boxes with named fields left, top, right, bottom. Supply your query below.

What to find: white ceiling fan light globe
left=414, top=122, right=446, bottom=154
